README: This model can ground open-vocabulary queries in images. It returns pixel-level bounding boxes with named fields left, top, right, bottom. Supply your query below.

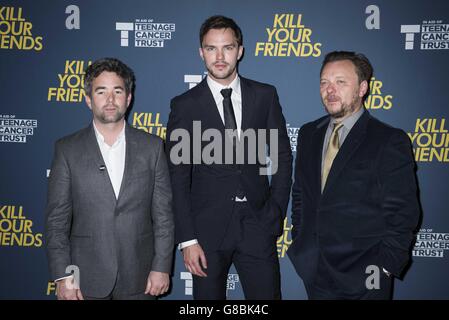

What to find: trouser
left=193, top=201, right=281, bottom=300
left=84, top=270, right=155, bottom=300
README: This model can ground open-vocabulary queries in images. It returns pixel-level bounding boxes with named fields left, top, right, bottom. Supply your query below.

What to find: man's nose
left=107, top=92, right=114, bottom=102
left=216, top=49, right=224, bottom=60
left=326, top=83, right=336, bottom=93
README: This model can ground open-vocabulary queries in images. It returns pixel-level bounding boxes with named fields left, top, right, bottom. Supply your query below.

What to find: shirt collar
left=206, top=74, right=241, bottom=99
left=330, top=107, right=365, bottom=131
left=92, top=120, right=126, bottom=146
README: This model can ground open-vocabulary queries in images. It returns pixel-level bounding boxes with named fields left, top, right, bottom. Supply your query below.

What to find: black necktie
left=220, top=88, right=237, bottom=130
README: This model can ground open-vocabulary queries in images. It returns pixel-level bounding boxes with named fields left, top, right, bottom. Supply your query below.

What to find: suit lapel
left=322, top=111, right=369, bottom=195
left=312, top=118, right=329, bottom=197
left=117, top=124, right=137, bottom=203
left=83, top=124, right=117, bottom=203
left=240, top=77, right=255, bottom=132
left=196, top=79, right=225, bottom=131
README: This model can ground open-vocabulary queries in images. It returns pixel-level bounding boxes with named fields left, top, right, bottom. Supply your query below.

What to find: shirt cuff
left=178, top=239, right=198, bottom=250
left=54, top=275, right=73, bottom=283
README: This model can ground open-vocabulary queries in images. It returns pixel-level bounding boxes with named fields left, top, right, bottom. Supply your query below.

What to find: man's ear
left=359, top=80, right=368, bottom=98
left=126, top=93, right=132, bottom=108
left=85, top=95, right=92, bottom=110
left=238, top=45, right=244, bottom=61
left=199, top=47, right=205, bottom=61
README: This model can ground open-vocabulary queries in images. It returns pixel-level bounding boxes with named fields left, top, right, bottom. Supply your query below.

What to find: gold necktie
left=321, top=122, right=344, bottom=192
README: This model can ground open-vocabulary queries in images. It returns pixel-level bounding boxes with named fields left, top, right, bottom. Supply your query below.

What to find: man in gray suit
left=45, top=58, right=174, bottom=300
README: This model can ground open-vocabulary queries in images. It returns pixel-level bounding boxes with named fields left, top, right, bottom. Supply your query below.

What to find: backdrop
left=1, top=0, right=448, bottom=299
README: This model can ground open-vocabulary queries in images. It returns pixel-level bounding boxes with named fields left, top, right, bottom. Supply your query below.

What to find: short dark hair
left=84, top=58, right=135, bottom=97
left=199, top=15, right=243, bottom=46
left=320, top=51, right=373, bottom=100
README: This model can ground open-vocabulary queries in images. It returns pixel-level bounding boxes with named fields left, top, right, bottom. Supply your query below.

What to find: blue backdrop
left=1, top=0, right=448, bottom=299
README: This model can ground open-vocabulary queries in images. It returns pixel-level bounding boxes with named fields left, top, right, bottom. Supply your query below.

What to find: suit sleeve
left=378, top=129, right=420, bottom=277
left=266, top=87, right=293, bottom=221
left=150, top=139, right=175, bottom=273
left=45, top=141, right=73, bottom=281
left=165, top=98, right=196, bottom=244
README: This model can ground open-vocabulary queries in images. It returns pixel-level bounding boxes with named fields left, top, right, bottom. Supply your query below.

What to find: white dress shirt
left=207, top=74, right=243, bottom=138
left=93, top=121, right=126, bottom=200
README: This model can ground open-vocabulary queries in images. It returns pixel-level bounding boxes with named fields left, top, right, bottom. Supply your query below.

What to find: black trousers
left=193, top=202, right=281, bottom=300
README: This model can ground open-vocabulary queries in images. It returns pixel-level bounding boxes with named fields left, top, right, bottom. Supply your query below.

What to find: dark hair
left=320, top=51, right=373, bottom=100
left=84, top=58, right=135, bottom=96
left=199, top=15, right=243, bottom=46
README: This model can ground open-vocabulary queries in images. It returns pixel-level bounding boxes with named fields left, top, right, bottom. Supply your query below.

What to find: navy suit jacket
left=287, top=110, right=420, bottom=297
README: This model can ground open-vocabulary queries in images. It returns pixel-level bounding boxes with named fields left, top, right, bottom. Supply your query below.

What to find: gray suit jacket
left=45, top=123, right=174, bottom=297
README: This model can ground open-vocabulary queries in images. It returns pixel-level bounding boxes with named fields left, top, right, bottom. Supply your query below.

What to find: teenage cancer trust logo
left=0, top=6, right=43, bottom=51
left=413, top=228, right=449, bottom=258
left=0, top=115, right=37, bottom=143
left=401, top=20, right=449, bottom=50
left=287, top=124, right=300, bottom=153
left=180, top=272, right=240, bottom=296
left=116, top=19, right=175, bottom=47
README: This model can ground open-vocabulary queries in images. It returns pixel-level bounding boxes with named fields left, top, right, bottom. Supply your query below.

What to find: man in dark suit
left=166, top=15, right=292, bottom=299
left=45, top=58, right=174, bottom=300
left=287, top=51, right=420, bottom=299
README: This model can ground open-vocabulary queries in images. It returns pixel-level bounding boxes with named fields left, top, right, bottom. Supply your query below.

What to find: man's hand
left=183, top=243, right=207, bottom=277
left=56, top=276, right=84, bottom=300
left=145, top=271, right=170, bottom=296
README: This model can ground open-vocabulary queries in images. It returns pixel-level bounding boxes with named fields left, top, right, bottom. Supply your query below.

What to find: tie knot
left=221, top=88, right=232, bottom=98
left=333, top=122, right=344, bottom=133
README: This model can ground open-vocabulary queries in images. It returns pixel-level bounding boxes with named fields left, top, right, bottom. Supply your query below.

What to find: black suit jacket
left=166, top=77, right=292, bottom=251
left=287, top=110, right=420, bottom=297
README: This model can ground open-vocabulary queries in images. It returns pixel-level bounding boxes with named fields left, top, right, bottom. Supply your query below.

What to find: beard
left=323, top=91, right=361, bottom=120
left=97, top=103, right=126, bottom=124
left=207, top=61, right=237, bottom=81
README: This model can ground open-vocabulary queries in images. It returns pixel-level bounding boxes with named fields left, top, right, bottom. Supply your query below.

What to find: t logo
left=116, top=22, right=134, bottom=47
left=401, top=25, right=421, bottom=50
left=180, top=272, right=193, bottom=295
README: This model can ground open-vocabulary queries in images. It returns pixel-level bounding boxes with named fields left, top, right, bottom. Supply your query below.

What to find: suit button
left=237, top=170, right=242, bottom=174
left=231, top=197, right=235, bottom=201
